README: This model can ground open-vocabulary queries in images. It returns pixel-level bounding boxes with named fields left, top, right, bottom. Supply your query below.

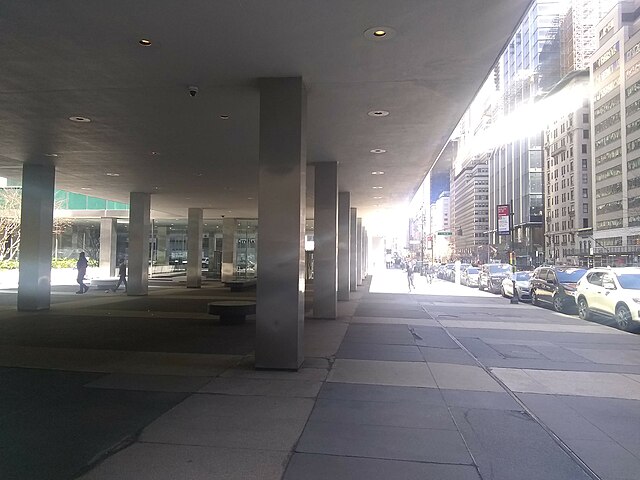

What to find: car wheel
left=615, top=305, right=632, bottom=331
left=478, top=283, right=484, bottom=291
left=531, top=290, right=539, bottom=306
left=577, top=297, right=591, bottom=321
left=553, top=295, right=565, bottom=313
left=501, top=286, right=507, bottom=298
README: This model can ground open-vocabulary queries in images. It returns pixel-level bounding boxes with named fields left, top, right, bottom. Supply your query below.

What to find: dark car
left=530, top=266, right=587, bottom=313
left=479, top=263, right=512, bottom=293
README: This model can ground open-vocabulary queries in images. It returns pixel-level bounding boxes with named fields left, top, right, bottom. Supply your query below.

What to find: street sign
left=437, top=231, right=452, bottom=236
left=497, top=204, right=510, bottom=235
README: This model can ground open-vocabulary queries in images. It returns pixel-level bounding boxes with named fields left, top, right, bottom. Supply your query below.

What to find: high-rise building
left=588, top=1, right=640, bottom=265
left=543, top=70, right=593, bottom=265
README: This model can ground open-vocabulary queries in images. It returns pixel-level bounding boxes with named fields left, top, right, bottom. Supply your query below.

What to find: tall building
left=543, top=70, right=593, bottom=265
left=431, top=192, right=451, bottom=261
left=589, top=1, right=640, bottom=265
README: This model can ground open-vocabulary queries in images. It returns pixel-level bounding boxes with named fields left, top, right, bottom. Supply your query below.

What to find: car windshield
left=556, top=269, right=586, bottom=283
left=616, top=273, right=640, bottom=290
left=515, top=272, right=531, bottom=281
left=466, top=268, right=479, bottom=274
left=489, top=265, right=511, bottom=273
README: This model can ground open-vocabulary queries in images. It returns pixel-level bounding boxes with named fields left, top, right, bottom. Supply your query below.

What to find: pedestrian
left=407, top=262, right=415, bottom=292
left=112, top=259, right=127, bottom=292
left=76, top=252, right=89, bottom=294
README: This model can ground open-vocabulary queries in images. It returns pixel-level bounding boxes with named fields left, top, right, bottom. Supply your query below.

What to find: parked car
left=461, top=267, right=480, bottom=287
left=479, top=263, right=512, bottom=293
left=501, top=271, right=532, bottom=301
left=530, top=266, right=587, bottom=313
left=575, top=267, right=640, bottom=331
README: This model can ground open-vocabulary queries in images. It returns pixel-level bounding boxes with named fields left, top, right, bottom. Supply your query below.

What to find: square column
left=337, top=192, right=351, bottom=301
left=128, top=192, right=150, bottom=296
left=256, top=77, right=306, bottom=370
left=349, top=207, right=357, bottom=292
left=17, top=164, right=55, bottom=311
left=99, top=217, right=117, bottom=277
left=356, top=217, right=363, bottom=286
left=187, top=208, right=203, bottom=288
left=221, top=217, right=237, bottom=282
left=313, top=162, right=338, bottom=319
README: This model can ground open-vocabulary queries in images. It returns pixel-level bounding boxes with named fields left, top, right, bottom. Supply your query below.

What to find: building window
left=582, top=144, right=587, bottom=153
left=582, top=159, right=588, bottom=169
left=583, top=129, right=589, bottom=139
left=583, top=113, right=589, bottom=123
left=582, top=188, right=588, bottom=198
left=582, top=173, right=589, bottom=183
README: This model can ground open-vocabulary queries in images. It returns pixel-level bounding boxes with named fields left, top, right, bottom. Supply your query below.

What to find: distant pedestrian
left=112, top=259, right=127, bottom=292
left=407, top=263, right=415, bottom=291
left=76, top=252, right=89, bottom=294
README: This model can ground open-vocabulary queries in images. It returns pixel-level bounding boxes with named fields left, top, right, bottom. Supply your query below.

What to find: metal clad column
left=337, top=192, right=351, bottom=301
left=99, top=217, right=117, bottom=277
left=349, top=207, right=357, bottom=292
left=356, top=217, right=363, bottom=285
left=128, top=192, right=150, bottom=296
left=256, top=77, right=306, bottom=370
left=187, top=208, right=203, bottom=288
left=313, top=162, right=338, bottom=318
left=221, top=217, right=236, bottom=282
left=17, top=164, right=55, bottom=311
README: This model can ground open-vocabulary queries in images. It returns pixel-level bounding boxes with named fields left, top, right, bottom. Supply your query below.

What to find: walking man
left=76, top=252, right=89, bottom=294
left=112, top=259, right=127, bottom=292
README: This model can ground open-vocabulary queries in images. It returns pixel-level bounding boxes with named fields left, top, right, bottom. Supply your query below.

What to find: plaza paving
left=0, top=269, right=639, bottom=479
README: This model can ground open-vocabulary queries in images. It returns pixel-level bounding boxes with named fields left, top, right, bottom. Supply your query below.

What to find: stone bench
left=207, top=300, right=256, bottom=324
left=222, top=278, right=257, bottom=292
left=89, top=277, right=119, bottom=290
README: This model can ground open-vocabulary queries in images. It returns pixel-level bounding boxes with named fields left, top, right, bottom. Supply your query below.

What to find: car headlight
left=566, top=291, right=576, bottom=297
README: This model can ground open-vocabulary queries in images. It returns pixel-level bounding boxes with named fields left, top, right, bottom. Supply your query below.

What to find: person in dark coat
left=76, top=252, right=89, bottom=294
left=112, top=259, right=127, bottom=292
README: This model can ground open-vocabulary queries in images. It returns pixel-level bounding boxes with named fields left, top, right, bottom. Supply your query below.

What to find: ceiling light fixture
left=372, top=186, right=383, bottom=189
left=44, top=153, right=58, bottom=157
left=371, top=171, right=385, bottom=175
left=105, top=172, right=119, bottom=177
left=370, top=149, right=386, bottom=154
left=367, top=110, right=389, bottom=117
left=81, top=187, right=92, bottom=191
left=151, top=151, right=160, bottom=156
left=139, top=39, right=152, bottom=46
left=373, top=196, right=383, bottom=199
left=220, top=115, right=230, bottom=120
left=364, top=26, right=396, bottom=41
left=69, top=116, right=91, bottom=123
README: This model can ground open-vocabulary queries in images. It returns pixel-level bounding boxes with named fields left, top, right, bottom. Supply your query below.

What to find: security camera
left=188, top=86, right=199, bottom=97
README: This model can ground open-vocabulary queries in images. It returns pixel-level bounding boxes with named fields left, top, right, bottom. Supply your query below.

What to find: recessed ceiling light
left=220, top=115, right=230, bottom=120
left=371, top=171, right=385, bottom=175
left=248, top=197, right=254, bottom=200
left=44, top=153, right=58, bottom=157
left=370, top=149, right=387, bottom=154
left=139, top=39, right=152, bottom=46
left=105, top=172, right=119, bottom=177
left=69, top=116, right=91, bottom=123
left=367, top=110, right=389, bottom=117
left=81, top=187, right=92, bottom=191
left=373, top=196, right=383, bottom=199
left=373, top=186, right=383, bottom=189
left=151, top=151, right=160, bottom=156
left=364, top=26, right=396, bottom=41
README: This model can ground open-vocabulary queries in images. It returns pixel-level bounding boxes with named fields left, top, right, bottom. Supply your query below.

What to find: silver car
left=501, top=271, right=532, bottom=301
left=462, top=267, right=480, bottom=287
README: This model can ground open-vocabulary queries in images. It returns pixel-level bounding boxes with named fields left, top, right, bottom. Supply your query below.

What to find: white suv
left=575, top=267, right=640, bottom=331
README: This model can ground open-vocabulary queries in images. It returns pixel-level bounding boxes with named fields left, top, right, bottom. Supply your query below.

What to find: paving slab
left=327, top=359, right=436, bottom=388
left=85, top=373, right=212, bottom=393
left=441, top=390, right=521, bottom=411
left=450, top=407, right=592, bottom=480
left=140, top=394, right=314, bottom=451
left=310, top=398, right=457, bottom=430
left=79, top=443, right=288, bottom=480
left=198, top=377, right=322, bottom=398
left=336, top=342, right=423, bottom=362
left=428, top=362, right=504, bottom=392
left=318, top=382, right=445, bottom=405
left=569, top=439, right=640, bottom=480
left=296, top=420, right=473, bottom=464
left=283, top=453, right=481, bottom=480
left=419, top=346, right=477, bottom=365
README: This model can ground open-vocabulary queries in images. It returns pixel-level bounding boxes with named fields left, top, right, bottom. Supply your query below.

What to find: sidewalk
left=0, top=270, right=639, bottom=479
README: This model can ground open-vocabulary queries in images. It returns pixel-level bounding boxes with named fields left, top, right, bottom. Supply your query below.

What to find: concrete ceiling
left=0, top=0, right=530, bottom=225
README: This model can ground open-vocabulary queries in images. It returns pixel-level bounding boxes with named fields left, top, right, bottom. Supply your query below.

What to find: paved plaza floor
left=0, top=269, right=639, bottom=479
